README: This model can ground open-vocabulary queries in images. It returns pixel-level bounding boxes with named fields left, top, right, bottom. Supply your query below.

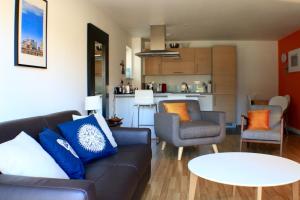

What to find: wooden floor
left=141, top=130, right=300, bottom=200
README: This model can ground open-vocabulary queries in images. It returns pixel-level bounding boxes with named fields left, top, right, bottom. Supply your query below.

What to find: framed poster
left=15, top=0, right=48, bottom=68
left=288, top=48, right=300, bottom=73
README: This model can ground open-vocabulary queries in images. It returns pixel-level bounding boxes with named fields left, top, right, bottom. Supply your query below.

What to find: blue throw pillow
left=39, top=129, right=85, bottom=179
left=58, top=115, right=117, bottom=163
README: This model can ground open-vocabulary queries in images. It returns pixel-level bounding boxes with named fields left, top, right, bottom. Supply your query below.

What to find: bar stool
left=134, top=90, right=157, bottom=128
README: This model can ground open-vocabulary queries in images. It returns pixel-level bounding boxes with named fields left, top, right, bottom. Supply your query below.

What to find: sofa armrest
left=110, top=127, right=151, bottom=146
left=154, top=113, right=180, bottom=144
left=0, top=175, right=96, bottom=200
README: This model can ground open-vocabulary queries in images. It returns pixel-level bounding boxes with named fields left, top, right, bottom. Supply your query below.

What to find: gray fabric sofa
left=0, top=110, right=152, bottom=200
left=154, top=100, right=226, bottom=160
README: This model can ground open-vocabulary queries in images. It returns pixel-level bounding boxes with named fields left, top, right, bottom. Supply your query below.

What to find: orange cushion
left=247, top=110, right=271, bottom=130
left=163, top=103, right=191, bottom=122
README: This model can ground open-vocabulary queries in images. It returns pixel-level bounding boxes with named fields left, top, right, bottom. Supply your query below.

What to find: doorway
left=87, top=23, right=109, bottom=117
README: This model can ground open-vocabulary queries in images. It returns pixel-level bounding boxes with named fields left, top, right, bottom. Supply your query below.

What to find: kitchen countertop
left=114, top=92, right=213, bottom=97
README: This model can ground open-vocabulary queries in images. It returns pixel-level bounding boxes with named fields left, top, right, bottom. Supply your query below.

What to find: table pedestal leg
left=256, top=187, right=262, bottom=200
left=232, top=186, right=236, bottom=200
left=188, top=172, right=198, bottom=200
left=293, top=181, right=299, bottom=200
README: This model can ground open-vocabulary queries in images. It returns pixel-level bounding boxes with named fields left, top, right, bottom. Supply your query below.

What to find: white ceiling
left=90, top=0, right=300, bottom=40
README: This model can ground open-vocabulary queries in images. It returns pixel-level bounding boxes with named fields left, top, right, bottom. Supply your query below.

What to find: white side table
left=188, top=152, right=300, bottom=200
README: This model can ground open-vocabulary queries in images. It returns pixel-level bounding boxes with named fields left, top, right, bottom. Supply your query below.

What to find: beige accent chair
left=240, top=105, right=284, bottom=156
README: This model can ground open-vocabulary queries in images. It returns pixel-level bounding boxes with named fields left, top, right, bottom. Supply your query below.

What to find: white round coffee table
left=188, top=152, right=300, bottom=200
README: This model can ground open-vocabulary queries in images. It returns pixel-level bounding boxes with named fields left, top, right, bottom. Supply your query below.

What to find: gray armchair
left=240, top=105, right=283, bottom=156
left=154, top=100, right=226, bottom=160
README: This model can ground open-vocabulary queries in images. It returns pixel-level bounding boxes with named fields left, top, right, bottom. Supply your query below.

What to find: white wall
left=148, top=41, right=278, bottom=124
left=0, top=0, right=130, bottom=122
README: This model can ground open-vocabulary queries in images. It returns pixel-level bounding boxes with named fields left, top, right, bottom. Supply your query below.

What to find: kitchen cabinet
left=160, top=48, right=196, bottom=75
left=162, top=48, right=195, bottom=62
left=212, top=46, right=236, bottom=94
left=161, top=61, right=195, bottom=75
left=213, top=74, right=236, bottom=94
left=213, top=94, right=236, bottom=123
left=144, top=57, right=162, bottom=75
left=212, top=46, right=237, bottom=123
left=195, top=48, right=212, bottom=75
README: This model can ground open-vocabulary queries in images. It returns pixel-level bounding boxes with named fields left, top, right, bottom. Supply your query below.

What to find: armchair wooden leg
left=293, top=181, right=299, bottom=200
left=178, top=147, right=184, bottom=160
left=161, top=141, right=166, bottom=150
left=280, top=142, right=283, bottom=157
left=240, top=140, right=243, bottom=152
left=212, top=144, right=219, bottom=153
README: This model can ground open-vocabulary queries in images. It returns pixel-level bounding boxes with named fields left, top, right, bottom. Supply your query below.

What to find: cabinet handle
left=173, top=72, right=183, bottom=74
left=186, top=95, right=199, bottom=98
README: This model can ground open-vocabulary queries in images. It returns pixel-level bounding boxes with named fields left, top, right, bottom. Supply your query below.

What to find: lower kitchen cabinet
left=213, top=94, right=236, bottom=123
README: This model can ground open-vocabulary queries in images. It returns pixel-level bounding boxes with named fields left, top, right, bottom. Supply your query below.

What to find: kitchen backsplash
left=144, top=75, right=211, bottom=92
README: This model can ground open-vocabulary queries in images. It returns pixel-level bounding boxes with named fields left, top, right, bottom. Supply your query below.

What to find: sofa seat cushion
left=94, top=145, right=151, bottom=178
left=242, top=127, right=281, bottom=141
left=180, top=120, right=220, bottom=139
left=85, top=161, right=139, bottom=200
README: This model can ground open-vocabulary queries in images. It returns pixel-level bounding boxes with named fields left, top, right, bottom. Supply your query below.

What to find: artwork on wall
left=288, top=48, right=300, bottom=73
left=15, top=0, right=48, bottom=68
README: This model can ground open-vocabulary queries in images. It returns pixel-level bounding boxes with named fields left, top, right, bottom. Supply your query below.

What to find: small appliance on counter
left=156, top=84, right=162, bottom=93
left=181, top=82, right=189, bottom=93
left=114, top=86, right=123, bottom=94
left=162, top=83, right=167, bottom=93
left=114, top=80, right=133, bottom=94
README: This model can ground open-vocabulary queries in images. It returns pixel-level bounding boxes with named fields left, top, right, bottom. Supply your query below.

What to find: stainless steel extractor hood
left=135, top=25, right=180, bottom=58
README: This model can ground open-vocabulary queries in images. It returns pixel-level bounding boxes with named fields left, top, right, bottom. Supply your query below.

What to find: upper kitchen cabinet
left=144, top=57, right=162, bottom=75
left=212, top=46, right=236, bottom=76
left=161, top=61, right=195, bottom=75
left=212, top=46, right=237, bottom=94
left=195, top=48, right=212, bottom=75
left=161, top=48, right=196, bottom=75
left=162, top=48, right=195, bottom=62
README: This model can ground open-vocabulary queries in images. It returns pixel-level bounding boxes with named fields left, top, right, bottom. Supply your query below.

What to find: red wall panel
left=278, top=30, right=300, bottom=130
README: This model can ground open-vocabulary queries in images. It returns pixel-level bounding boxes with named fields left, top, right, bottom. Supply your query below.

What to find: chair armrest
left=241, top=115, right=249, bottom=131
left=200, top=111, right=226, bottom=140
left=241, top=115, right=249, bottom=120
left=154, top=113, right=180, bottom=144
left=110, top=127, right=151, bottom=146
left=201, top=111, right=226, bottom=125
left=0, top=175, right=96, bottom=200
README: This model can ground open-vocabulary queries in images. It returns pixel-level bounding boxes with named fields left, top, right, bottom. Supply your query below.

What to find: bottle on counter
left=207, top=81, right=212, bottom=93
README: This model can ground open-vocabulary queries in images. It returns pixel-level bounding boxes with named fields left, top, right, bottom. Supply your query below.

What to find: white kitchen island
left=114, top=93, right=213, bottom=138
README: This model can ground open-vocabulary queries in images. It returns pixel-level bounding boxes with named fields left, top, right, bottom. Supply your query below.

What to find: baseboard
left=287, top=126, right=300, bottom=135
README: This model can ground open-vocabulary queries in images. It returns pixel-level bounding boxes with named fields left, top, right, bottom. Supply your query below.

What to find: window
left=126, top=46, right=132, bottom=78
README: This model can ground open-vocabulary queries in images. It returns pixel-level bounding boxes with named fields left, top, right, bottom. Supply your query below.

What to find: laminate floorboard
left=141, top=130, right=300, bottom=200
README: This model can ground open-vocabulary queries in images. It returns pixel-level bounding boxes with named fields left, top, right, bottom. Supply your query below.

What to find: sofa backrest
left=158, top=100, right=201, bottom=120
left=0, top=110, right=80, bottom=144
